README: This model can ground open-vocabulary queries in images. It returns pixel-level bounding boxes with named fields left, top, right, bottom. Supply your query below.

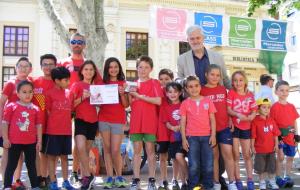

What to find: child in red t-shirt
left=251, top=98, right=280, bottom=190
left=2, top=80, right=42, bottom=189
left=98, top=57, right=128, bottom=188
left=180, top=76, right=217, bottom=190
left=129, top=56, right=163, bottom=189
left=71, top=60, right=102, bottom=189
left=157, top=68, right=175, bottom=190
left=270, top=80, right=299, bottom=188
left=0, top=57, right=32, bottom=188
left=44, top=67, right=74, bottom=190
left=161, top=82, right=188, bottom=190
left=33, top=54, right=56, bottom=187
left=200, top=64, right=236, bottom=190
left=227, top=70, right=257, bottom=190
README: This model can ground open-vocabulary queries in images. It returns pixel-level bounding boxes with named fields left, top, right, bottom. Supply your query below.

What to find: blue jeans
left=187, top=136, right=213, bottom=190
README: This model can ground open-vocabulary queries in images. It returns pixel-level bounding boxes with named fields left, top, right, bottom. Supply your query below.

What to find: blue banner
left=194, top=13, right=223, bottom=45
left=261, top=20, right=287, bottom=51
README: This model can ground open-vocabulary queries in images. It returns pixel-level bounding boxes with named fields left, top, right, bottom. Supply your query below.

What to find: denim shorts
left=279, top=143, right=296, bottom=157
left=232, top=127, right=251, bottom=139
left=216, top=128, right=233, bottom=145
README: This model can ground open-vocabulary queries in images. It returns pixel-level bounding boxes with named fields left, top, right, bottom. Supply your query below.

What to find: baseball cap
left=260, top=74, right=274, bottom=84
left=256, top=98, right=272, bottom=106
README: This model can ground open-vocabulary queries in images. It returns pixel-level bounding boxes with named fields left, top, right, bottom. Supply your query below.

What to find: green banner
left=229, top=17, right=256, bottom=48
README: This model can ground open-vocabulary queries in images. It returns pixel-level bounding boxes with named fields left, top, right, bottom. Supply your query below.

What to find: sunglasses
left=70, top=39, right=85, bottom=45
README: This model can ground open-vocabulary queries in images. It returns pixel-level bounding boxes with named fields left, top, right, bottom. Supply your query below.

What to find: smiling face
left=137, top=61, right=152, bottom=80
left=108, top=61, right=120, bottom=79
left=81, top=63, right=96, bottom=81
left=206, top=68, right=221, bottom=87
left=187, top=29, right=205, bottom=52
left=70, top=35, right=85, bottom=55
left=166, top=86, right=181, bottom=103
left=16, top=60, right=32, bottom=79
left=17, top=84, right=33, bottom=104
left=41, top=58, right=56, bottom=77
left=185, top=79, right=201, bottom=98
left=232, top=73, right=247, bottom=93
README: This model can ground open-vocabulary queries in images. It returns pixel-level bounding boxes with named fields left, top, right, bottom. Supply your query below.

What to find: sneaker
left=284, top=176, right=294, bottom=188
left=275, top=176, right=287, bottom=188
left=172, top=180, right=180, bottom=190
left=247, top=180, right=254, bottom=190
left=148, top=178, right=157, bottom=190
left=62, top=180, right=75, bottom=190
left=268, top=178, right=279, bottom=190
left=235, top=181, right=243, bottom=190
left=49, top=181, right=59, bottom=190
left=158, top=181, right=169, bottom=190
left=81, top=175, right=96, bottom=190
left=39, top=177, right=48, bottom=189
left=228, top=182, right=238, bottom=190
left=180, top=183, right=188, bottom=190
left=70, top=172, right=79, bottom=184
left=103, top=177, right=114, bottom=189
left=115, top=176, right=127, bottom=188
left=12, top=179, right=26, bottom=190
left=130, top=178, right=141, bottom=190
left=214, top=183, right=221, bottom=190
left=259, top=180, right=266, bottom=190
left=32, top=188, right=41, bottom=190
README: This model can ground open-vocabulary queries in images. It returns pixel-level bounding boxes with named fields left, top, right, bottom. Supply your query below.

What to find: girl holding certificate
left=98, top=57, right=129, bottom=189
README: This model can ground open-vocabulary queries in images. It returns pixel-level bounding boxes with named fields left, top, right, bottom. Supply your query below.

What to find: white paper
left=90, top=84, right=119, bottom=104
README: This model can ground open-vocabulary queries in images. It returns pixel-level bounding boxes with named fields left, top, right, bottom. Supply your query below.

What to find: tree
left=39, top=0, right=108, bottom=68
left=248, top=0, right=300, bottom=17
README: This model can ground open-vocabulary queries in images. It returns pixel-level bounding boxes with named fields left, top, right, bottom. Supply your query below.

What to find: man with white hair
left=177, top=25, right=230, bottom=89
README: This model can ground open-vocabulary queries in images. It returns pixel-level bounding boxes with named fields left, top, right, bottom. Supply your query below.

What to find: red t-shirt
left=33, top=77, right=55, bottom=132
left=201, top=86, right=229, bottom=132
left=2, top=77, right=33, bottom=103
left=45, top=86, right=73, bottom=135
left=157, top=98, right=171, bottom=142
left=59, top=57, right=103, bottom=87
left=71, top=81, right=98, bottom=123
left=129, top=79, right=164, bottom=135
left=2, top=102, right=41, bottom=144
left=270, top=102, right=299, bottom=146
left=161, top=102, right=181, bottom=142
left=180, top=97, right=216, bottom=136
left=98, top=80, right=127, bottom=124
left=227, top=90, right=257, bottom=130
left=251, top=115, right=280, bottom=153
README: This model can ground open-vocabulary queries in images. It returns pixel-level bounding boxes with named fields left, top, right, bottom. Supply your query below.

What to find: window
left=289, top=62, right=298, bottom=78
left=179, top=41, right=190, bottom=55
left=126, top=70, right=137, bottom=81
left=126, top=32, right=148, bottom=60
left=3, top=26, right=29, bottom=56
left=2, top=67, right=16, bottom=87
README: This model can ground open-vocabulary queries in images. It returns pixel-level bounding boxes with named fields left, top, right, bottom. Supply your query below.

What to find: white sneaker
left=259, top=180, right=266, bottom=190
left=213, top=183, right=221, bottom=190
left=268, top=179, right=279, bottom=189
left=228, top=182, right=238, bottom=190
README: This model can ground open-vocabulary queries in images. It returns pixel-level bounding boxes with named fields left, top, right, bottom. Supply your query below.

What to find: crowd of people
left=0, top=25, right=299, bottom=190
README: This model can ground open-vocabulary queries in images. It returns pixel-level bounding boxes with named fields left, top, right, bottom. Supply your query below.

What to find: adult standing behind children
left=255, top=74, right=275, bottom=104
left=177, top=25, right=231, bottom=89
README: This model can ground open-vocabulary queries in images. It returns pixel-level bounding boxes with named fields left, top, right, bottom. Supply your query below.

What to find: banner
left=194, top=13, right=223, bottom=45
left=229, top=16, right=256, bottom=48
left=261, top=20, right=287, bottom=51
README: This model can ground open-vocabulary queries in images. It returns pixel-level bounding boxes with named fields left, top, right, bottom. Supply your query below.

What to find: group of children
left=0, top=54, right=299, bottom=190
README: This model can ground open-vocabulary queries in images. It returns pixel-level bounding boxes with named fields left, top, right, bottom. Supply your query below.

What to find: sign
left=155, top=7, right=188, bottom=41
left=261, top=20, right=287, bottom=51
left=194, top=13, right=223, bottom=45
left=229, top=16, right=256, bottom=48
left=90, top=84, right=119, bottom=105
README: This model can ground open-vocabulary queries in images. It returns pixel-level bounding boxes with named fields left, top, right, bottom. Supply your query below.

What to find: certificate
left=90, top=84, right=119, bottom=104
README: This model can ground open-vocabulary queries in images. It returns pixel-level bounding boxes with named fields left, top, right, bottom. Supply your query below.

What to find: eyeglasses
left=17, top=65, right=31, bottom=69
left=70, top=39, right=85, bottom=45
left=42, top=63, right=56, bottom=67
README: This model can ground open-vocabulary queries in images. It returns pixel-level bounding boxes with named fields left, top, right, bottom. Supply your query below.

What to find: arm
left=227, top=106, right=248, bottom=121
left=36, top=124, right=42, bottom=151
left=2, top=122, right=10, bottom=148
left=166, top=122, right=180, bottom=132
left=119, top=85, right=129, bottom=108
left=251, top=138, right=256, bottom=154
left=209, top=113, right=216, bottom=147
left=180, top=116, right=189, bottom=151
left=247, top=111, right=257, bottom=121
left=129, top=91, right=161, bottom=105
left=274, top=136, right=279, bottom=152
left=0, top=95, right=8, bottom=137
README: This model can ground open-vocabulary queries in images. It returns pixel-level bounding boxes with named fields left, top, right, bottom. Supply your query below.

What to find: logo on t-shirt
left=207, top=94, right=225, bottom=103
left=203, top=103, right=209, bottom=110
left=172, top=109, right=180, bottom=121
left=233, top=97, right=252, bottom=113
left=17, top=111, right=30, bottom=131
left=263, top=124, right=274, bottom=133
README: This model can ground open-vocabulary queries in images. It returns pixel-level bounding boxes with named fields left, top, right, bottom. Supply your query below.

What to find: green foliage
left=258, top=50, right=286, bottom=75
left=248, top=0, right=300, bottom=17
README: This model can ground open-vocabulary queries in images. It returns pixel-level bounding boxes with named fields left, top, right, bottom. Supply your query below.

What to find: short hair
left=183, top=75, right=200, bottom=88
left=70, top=32, right=85, bottom=42
left=275, top=80, right=289, bottom=90
left=16, top=57, right=32, bottom=67
left=51, top=66, right=70, bottom=81
left=186, top=25, right=204, bottom=36
left=260, top=74, right=274, bottom=85
left=78, top=60, right=99, bottom=83
left=103, top=57, right=125, bottom=83
left=17, top=80, right=34, bottom=92
left=136, top=55, right=153, bottom=69
left=40, top=54, right=57, bottom=67
left=158, top=69, right=174, bottom=80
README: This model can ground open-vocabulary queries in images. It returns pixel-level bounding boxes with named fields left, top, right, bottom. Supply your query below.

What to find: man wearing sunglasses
left=59, top=32, right=86, bottom=86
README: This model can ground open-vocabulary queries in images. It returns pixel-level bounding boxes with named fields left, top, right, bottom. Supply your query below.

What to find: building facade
left=0, top=0, right=271, bottom=91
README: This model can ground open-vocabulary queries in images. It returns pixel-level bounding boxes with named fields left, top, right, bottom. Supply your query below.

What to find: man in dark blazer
left=177, top=25, right=231, bottom=89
